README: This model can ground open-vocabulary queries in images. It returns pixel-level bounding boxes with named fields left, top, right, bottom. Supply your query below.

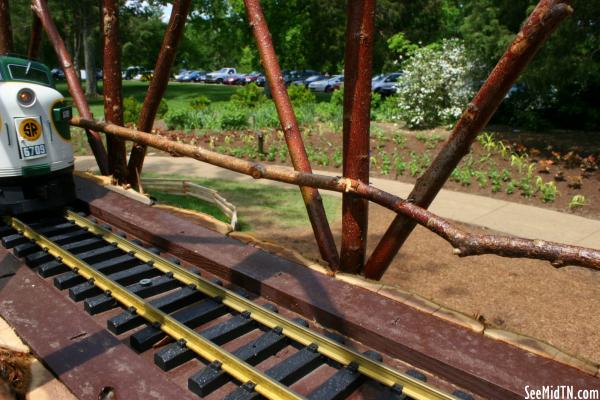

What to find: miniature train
left=0, top=55, right=75, bottom=214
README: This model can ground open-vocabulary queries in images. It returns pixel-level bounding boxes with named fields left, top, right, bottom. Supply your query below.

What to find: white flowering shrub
left=395, top=39, right=475, bottom=129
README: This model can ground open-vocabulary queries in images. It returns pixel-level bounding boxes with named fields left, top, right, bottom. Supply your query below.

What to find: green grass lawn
left=57, top=80, right=332, bottom=119
left=142, top=173, right=341, bottom=232
left=56, top=81, right=241, bottom=118
left=146, top=190, right=232, bottom=224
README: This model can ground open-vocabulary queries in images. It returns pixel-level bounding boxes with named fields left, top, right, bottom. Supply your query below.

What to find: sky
left=125, top=1, right=172, bottom=23
left=161, top=3, right=173, bottom=23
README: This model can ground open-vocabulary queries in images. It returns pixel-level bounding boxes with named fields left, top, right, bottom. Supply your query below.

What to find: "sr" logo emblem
left=19, top=119, right=42, bottom=141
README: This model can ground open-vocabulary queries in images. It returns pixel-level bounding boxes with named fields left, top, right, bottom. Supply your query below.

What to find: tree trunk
left=82, top=5, right=97, bottom=98
left=71, top=4, right=82, bottom=80
left=0, top=0, right=14, bottom=54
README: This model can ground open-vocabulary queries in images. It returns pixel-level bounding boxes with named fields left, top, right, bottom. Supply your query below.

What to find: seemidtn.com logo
left=525, top=386, right=600, bottom=400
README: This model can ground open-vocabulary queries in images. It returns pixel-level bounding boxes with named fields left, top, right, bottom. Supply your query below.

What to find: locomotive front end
left=0, top=55, right=75, bottom=215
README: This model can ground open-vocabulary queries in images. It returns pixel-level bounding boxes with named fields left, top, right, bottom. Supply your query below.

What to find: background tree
left=120, top=3, right=165, bottom=68
left=4, top=0, right=599, bottom=130
left=459, top=0, right=513, bottom=79
left=81, top=0, right=98, bottom=97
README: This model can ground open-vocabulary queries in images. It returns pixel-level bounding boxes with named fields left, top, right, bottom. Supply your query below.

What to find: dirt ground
left=244, top=203, right=600, bottom=366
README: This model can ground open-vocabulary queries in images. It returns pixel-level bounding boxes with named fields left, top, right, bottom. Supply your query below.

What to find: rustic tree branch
left=243, top=0, right=340, bottom=270
left=71, top=116, right=600, bottom=272
left=102, top=0, right=127, bottom=184
left=364, top=0, right=574, bottom=279
left=341, top=0, right=376, bottom=273
left=32, top=0, right=110, bottom=175
left=127, top=0, right=192, bottom=190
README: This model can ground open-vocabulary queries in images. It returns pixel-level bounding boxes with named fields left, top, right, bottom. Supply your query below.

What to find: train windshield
left=8, top=63, right=51, bottom=86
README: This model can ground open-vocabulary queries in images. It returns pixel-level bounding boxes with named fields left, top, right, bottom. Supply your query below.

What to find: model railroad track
left=1, top=210, right=468, bottom=400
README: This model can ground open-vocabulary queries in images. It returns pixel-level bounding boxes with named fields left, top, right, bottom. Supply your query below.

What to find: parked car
left=177, top=70, right=194, bottom=82
left=243, top=71, right=262, bottom=85
left=308, top=75, right=344, bottom=92
left=174, top=69, right=189, bottom=80
left=256, top=75, right=266, bottom=87
left=223, top=73, right=245, bottom=85
left=176, top=70, right=204, bottom=82
left=193, top=71, right=207, bottom=82
left=372, top=73, right=386, bottom=85
left=372, top=72, right=402, bottom=96
left=330, top=78, right=344, bottom=92
left=132, top=69, right=153, bottom=81
left=291, top=73, right=323, bottom=87
left=284, top=70, right=319, bottom=86
left=205, top=68, right=237, bottom=84
left=51, top=68, right=65, bottom=81
left=123, top=66, right=144, bottom=80
left=294, top=74, right=325, bottom=88
left=190, top=71, right=206, bottom=82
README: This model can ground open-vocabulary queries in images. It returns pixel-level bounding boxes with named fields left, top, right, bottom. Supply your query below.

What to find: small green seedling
left=569, top=195, right=588, bottom=209
left=536, top=177, right=559, bottom=203
left=478, top=132, right=497, bottom=152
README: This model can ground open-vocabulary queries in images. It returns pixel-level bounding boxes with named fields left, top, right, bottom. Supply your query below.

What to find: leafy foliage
left=287, top=85, right=316, bottom=105
left=190, top=96, right=212, bottom=110
left=330, top=86, right=344, bottom=107
left=394, top=39, right=474, bottom=128
left=385, top=32, right=419, bottom=70
left=253, top=103, right=280, bottom=129
left=230, top=83, right=266, bottom=108
left=221, top=107, right=250, bottom=130
left=166, top=110, right=203, bottom=131
left=10, top=0, right=597, bottom=131
left=123, top=96, right=142, bottom=125
left=459, top=0, right=513, bottom=79
left=157, top=99, right=169, bottom=119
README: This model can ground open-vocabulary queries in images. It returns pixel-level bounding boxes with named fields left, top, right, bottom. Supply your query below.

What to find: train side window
left=8, top=64, right=50, bottom=86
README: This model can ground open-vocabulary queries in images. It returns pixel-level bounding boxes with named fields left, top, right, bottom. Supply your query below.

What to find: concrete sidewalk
left=75, top=155, right=600, bottom=250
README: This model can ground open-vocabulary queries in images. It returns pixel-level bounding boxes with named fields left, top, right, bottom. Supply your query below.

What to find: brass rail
left=6, top=211, right=457, bottom=400
left=5, top=215, right=302, bottom=400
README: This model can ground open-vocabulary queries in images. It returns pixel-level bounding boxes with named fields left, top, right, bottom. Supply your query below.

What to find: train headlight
left=17, top=88, right=36, bottom=107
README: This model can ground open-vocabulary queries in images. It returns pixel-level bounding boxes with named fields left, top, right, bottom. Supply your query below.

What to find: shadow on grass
left=142, top=173, right=342, bottom=232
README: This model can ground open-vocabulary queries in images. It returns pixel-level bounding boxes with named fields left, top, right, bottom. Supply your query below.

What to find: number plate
left=22, top=144, right=47, bottom=159
left=14, top=117, right=47, bottom=160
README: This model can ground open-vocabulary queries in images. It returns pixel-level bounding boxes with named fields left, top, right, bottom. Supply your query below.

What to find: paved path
left=76, top=155, right=600, bottom=250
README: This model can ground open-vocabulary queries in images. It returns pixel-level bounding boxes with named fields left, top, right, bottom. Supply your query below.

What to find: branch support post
left=341, top=0, right=376, bottom=273
left=127, top=0, right=193, bottom=190
left=243, top=0, right=340, bottom=270
left=102, top=0, right=127, bottom=183
left=32, top=0, right=110, bottom=175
